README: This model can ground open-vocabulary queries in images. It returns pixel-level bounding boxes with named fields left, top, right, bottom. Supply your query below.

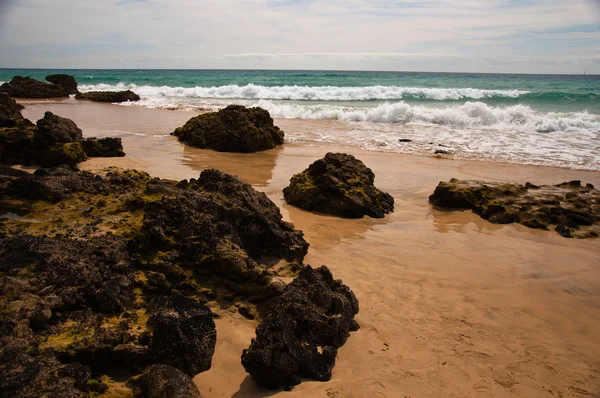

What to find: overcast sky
left=0, top=0, right=599, bottom=73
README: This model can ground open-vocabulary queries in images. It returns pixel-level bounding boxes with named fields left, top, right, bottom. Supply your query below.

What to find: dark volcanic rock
left=131, top=364, right=202, bottom=398
left=429, top=178, right=600, bottom=238
left=35, top=111, right=83, bottom=147
left=172, top=105, right=284, bottom=153
left=242, top=265, right=359, bottom=390
left=0, top=92, right=25, bottom=127
left=0, top=76, right=68, bottom=98
left=39, top=142, right=87, bottom=167
left=0, top=124, right=37, bottom=166
left=82, top=137, right=125, bottom=157
left=45, top=74, right=79, bottom=95
left=75, top=90, right=140, bottom=103
left=283, top=152, right=394, bottom=219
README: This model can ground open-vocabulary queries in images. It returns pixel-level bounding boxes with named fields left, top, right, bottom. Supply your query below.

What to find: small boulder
left=172, top=105, right=284, bottom=153
left=82, top=137, right=125, bottom=157
left=241, top=265, right=360, bottom=390
left=0, top=92, right=25, bottom=127
left=75, top=90, right=140, bottom=103
left=39, top=142, right=87, bottom=167
left=0, top=76, right=68, bottom=98
left=45, top=74, right=79, bottom=95
left=131, top=364, right=202, bottom=398
left=283, top=152, right=394, bottom=218
left=34, top=111, right=83, bottom=147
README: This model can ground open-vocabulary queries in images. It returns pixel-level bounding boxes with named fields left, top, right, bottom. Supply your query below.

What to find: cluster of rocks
left=0, top=74, right=140, bottom=103
left=0, top=94, right=125, bottom=167
left=429, top=178, right=600, bottom=238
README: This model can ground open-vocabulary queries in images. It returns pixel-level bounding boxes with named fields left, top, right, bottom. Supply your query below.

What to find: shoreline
left=18, top=100, right=600, bottom=396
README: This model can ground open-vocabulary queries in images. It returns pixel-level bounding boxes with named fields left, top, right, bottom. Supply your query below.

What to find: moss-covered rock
left=82, top=137, right=125, bottom=157
left=0, top=76, right=68, bottom=98
left=130, top=364, right=201, bottom=398
left=45, top=74, right=79, bottom=95
left=429, top=178, right=600, bottom=238
left=75, top=90, right=140, bottom=103
left=172, top=105, right=284, bottom=152
left=0, top=92, right=25, bottom=127
left=283, top=152, right=394, bottom=218
left=39, top=142, right=87, bottom=167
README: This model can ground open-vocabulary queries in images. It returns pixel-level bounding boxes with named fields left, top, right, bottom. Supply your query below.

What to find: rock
left=241, top=265, right=360, bottom=390
left=398, top=138, right=412, bottom=142
left=75, top=90, right=140, bottom=103
left=0, top=165, right=30, bottom=177
left=132, top=364, right=202, bottom=398
left=238, top=305, right=256, bottom=320
left=0, top=92, right=25, bottom=127
left=283, top=152, right=394, bottom=219
left=0, top=76, right=69, bottom=98
left=82, top=137, right=125, bottom=157
left=172, top=105, right=284, bottom=153
left=429, top=179, right=600, bottom=238
left=39, top=142, right=87, bottom=167
left=0, top=124, right=37, bottom=165
left=34, top=111, right=83, bottom=147
left=45, top=74, right=79, bottom=95
left=148, top=293, right=216, bottom=376
left=434, top=149, right=451, bottom=155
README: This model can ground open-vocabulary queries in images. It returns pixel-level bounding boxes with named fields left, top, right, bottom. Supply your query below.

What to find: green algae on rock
left=429, top=178, right=600, bottom=238
left=172, top=105, right=284, bottom=153
left=75, top=90, right=140, bottom=103
left=0, top=165, right=309, bottom=397
left=82, top=137, right=126, bottom=158
left=283, top=152, right=394, bottom=218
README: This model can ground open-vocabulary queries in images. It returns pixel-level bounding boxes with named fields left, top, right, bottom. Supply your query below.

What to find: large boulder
left=34, top=111, right=83, bottom=147
left=429, top=178, right=600, bottom=238
left=172, top=105, right=284, bottom=153
left=75, top=90, right=140, bottom=103
left=0, top=76, right=68, bottom=98
left=82, top=137, right=125, bottom=157
left=45, top=74, right=79, bottom=95
left=39, top=142, right=87, bottom=167
left=241, top=265, right=360, bottom=390
left=0, top=92, right=25, bottom=127
left=283, top=152, right=394, bottom=218
left=131, top=364, right=202, bottom=398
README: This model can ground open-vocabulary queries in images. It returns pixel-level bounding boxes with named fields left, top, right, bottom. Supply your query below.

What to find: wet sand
left=22, top=100, right=600, bottom=397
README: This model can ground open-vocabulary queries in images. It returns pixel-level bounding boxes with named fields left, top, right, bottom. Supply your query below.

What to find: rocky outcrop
left=429, top=178, right=600, bottom=238
left=0, top=166, right=309, bottom=396
left=0, top=93, right=25, bottom=127
left=0, top=76, right=68, bottom=98
left=82, top=137, right=125, bottom=157
left=75, top=90, right=140, bottom=103
left=172, top=105, right=285, bottom=153
left=283, top=152, right=394, bottom=218
left=34, top=111, right=83, bottom=147
left=241, top=265, right=360, bottom=390
left=131, top=364, right=202, bottom=398
left=45, top=74, right=79, bottom=95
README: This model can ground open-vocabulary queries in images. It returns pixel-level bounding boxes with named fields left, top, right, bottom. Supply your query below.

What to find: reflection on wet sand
left=430, top=207, right=505, bottom=235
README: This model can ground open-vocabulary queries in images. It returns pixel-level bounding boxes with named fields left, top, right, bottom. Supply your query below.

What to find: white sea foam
left=78, top=83, right=528, bottom=101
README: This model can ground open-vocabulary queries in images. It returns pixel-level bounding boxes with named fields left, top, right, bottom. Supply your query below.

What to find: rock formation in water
left=172, top=105, right=285, bottom=153
left=45, top=74, right=79, bottom=95
left=242, top=265, right=360, bottom=390
left=0, top=76, right=69, bottom=98
left=283, top=152, right=394, bottom=218
left=429, top=178, right=600, bottom=238
left=75, top=90, right=140, bottom=103
left=0, top=166, right=309, bottom=396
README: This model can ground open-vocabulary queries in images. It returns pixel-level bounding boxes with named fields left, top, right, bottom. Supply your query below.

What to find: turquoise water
left=2, top=69, right=599, bottom=170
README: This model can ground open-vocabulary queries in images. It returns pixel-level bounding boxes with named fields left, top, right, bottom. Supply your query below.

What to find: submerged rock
left=82, top=137, right=125, bottom=157
left=242, top=265, right=360, bottom=390
left=131, top=364, right=202, bottom=398
left=429, top=178, right=600, bottom=238
left=172, top=105, right=284, bottom=152
left=0, top=76, right=69, bottom=98
left=283, top=152, right=394, bottom=218
left=0, top=92, right=25, bottom=127
left=75, top=90, right=140, bottom=103
left=45, top=74, right=79, bottom=95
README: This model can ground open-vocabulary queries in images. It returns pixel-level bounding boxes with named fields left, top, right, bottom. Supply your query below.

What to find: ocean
left=1, top=69, right=599, bottom=170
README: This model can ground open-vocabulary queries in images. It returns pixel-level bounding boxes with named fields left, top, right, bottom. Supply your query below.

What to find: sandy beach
left=20, top=99, right=600, bottom=397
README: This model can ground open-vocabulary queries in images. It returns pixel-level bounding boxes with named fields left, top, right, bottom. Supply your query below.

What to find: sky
left=0, top=0, right=599, bottom=73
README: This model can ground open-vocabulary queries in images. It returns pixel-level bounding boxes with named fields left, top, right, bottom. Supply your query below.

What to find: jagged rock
left=75, top=90, right=140, bottom=103
left=131, top=364, right=202, bottom=398
left=82, top=137, right=125, bottom=157
left=429, top=178, right=600, bottom=238
left=34, top=111, right=83, bottom=147
left=0, top=92, right=25, bottom=127
left=39, top=142, right=87, bottom=167
left=45, top=74, right=79, bottom=95
left=241, top=265, right=360, bottom=390
left=172, top=105, right=284, bottom=152
left=283, top=152, right=394, bottom=218
left=0, top=76, right=68, bottom=98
